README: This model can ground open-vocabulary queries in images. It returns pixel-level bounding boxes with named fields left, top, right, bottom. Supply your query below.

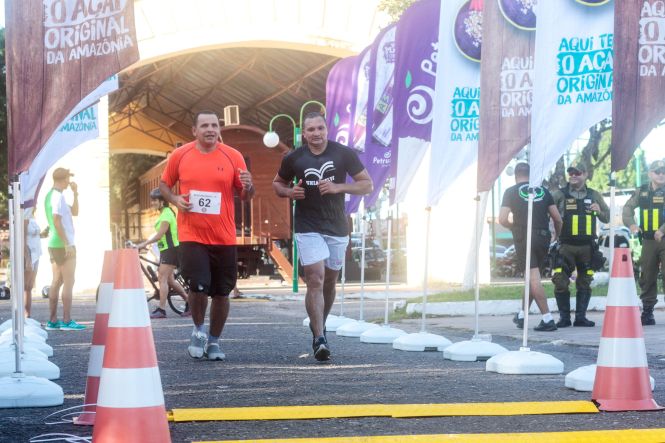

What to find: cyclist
left=136, top=188, right=189, bottom=318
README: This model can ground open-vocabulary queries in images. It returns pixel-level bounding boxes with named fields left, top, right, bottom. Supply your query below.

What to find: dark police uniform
left=551, top=183, right=610, bottom=327
left=623, top=181, right=665, bottom=325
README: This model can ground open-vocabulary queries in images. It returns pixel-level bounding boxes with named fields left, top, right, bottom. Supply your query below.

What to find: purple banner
left=391, top=0, right=441, bottom=203
left=326, top=56, right=358, bottom=146
left=363, top=24, right=397, bottom=208
left=346, top=48, right=372, bottom=214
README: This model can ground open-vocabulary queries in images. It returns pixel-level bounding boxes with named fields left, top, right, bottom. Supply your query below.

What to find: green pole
left=635, top=147, right=643, bottom=188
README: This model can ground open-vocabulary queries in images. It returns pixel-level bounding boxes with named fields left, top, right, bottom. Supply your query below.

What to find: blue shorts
left=295, top=233, right=348, bottom=270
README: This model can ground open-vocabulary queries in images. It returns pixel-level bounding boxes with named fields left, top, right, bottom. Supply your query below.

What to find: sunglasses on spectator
left=568, top=170, right=583, bottom=177
left=654, top=169, right=665, bottom=175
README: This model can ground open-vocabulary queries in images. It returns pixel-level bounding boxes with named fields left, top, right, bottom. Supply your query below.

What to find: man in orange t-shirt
left=160, top=110, right=254, bottom=360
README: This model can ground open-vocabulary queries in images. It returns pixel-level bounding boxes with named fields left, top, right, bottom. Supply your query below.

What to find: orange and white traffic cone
left=92, top=249, right=171, bottom=442
left=591, top=247, right=663, bottom=411
left=74, top=250, right=116, bottom=426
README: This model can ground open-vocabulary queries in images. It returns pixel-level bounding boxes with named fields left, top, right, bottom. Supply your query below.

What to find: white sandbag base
left=1, top=327, right=47, bottom=341
left=0, top=336, right=53, bottom=357
left=0, top=342, right=49, bottom=359
left=565, top=364, right=655, bottom=392
left=0, top=374, right=64, bottom=408
left=360, top=324, right=407, bottom=344
left=393, top=331, right=452, bottom=352
left=336, top=320, right=379, bottom=337
left=325, top=316, right=357, bottom=332
left=0, top=346, right=48, bottom=361
left=486, top=347, right=564, bottom=374
left=443, top=338, right=509, bottom=362
left=0, top=317, right=42, bottom=333
left=0, top=354, right=60, bottom=379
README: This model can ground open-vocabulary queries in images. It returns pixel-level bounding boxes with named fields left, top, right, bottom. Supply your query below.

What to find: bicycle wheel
left=167, top=291, right=188, bottom=315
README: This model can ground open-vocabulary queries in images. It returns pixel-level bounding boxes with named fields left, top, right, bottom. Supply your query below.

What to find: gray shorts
left=295, top=233, right=349, bottom=270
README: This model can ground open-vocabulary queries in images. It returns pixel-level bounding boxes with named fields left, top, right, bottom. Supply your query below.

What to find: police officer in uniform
left=622, top=159, right=665, bottom=326
left=552, top=161, right=610, bottom=327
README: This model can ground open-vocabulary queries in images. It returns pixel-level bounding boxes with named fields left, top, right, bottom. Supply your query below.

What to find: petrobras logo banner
left=529, top=0, right=614, bottom=187
left=391, top=0, right=440, bottom=204
left=427, top=0, right=482, bottom=207
left=350, top=48, right=371, bottom=152
left=326, top=57, right=357, bottom=147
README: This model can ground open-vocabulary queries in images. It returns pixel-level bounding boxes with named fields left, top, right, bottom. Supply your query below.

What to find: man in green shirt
left=44, top=168, right=85, bottom=330
left=622, top=159, right=665, bottom=326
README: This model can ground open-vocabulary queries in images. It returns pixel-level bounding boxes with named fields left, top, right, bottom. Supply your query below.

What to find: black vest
left=638, top=184, right=665, bottom=240
left=560, top=185, right=597, bottom=245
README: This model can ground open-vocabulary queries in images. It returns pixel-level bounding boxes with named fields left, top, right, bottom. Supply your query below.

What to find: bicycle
left=126, top=241, right=190, bottom=316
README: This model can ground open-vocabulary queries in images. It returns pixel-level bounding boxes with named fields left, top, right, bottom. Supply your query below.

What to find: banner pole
left=9, top=181, right=26, bottom=373
left=420, top=207, right=432, bottom=333
left=359, top=205, right=367, bottom=322
left=383, top=208, right=393, bottom=325
left=521, top=191, right=534, bottom=349
left=473, top=195, right=481, bottom=338
left=608, top=172, right=616, bottom=270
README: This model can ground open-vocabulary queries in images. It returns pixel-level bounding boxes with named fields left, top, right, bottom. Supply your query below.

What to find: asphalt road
left=1, top=295, right=665, bottom=443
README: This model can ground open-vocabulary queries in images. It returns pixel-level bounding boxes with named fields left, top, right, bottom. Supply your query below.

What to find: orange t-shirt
left=161, top=141, right=246, bottom=245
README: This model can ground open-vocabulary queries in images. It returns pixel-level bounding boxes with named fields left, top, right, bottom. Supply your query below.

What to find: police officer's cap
left=566, top=161, right=587, bottom=174
left=649, top=160, right=665, bottom=172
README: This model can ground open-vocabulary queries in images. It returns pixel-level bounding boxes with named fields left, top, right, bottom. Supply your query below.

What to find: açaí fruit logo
left=453, top=0, right=483, bottom=63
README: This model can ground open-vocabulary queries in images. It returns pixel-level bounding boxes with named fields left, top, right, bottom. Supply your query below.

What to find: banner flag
left=346, top=48, right=373, bottom=214
left=392, top=0, right=441, bottom=204
left=6, top=0, right=139, bottom=177
left=362, top=24, right=397, bottom=209
left=326, top=56, right=358, bottom=147
left=427, top=0, right=482, bottom=207
left=529, top=0, right=614, bottom=187
left=477, top=0, right=536, bottom=192
left=20, top=76, right=119, bottom=205
left=611, top=0, right=665, bottom=171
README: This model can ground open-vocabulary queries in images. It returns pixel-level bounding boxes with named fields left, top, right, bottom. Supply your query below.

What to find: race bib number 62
left=190, top=190, right=221, bottom=215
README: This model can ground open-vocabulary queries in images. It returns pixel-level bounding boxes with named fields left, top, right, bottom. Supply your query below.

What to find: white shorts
left=295, top=233, right=349, bottom=270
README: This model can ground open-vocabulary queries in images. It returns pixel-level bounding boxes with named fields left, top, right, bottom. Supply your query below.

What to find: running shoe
left=150, top=307, right=167, bottom=319
left=188, top=331, right=207, bottom=359
left=512, top=313, right=524, bottom=329
left=204, top=342, right=225, bottom=361
left=60, top=320, right=86, bottom=331
left=534, top=319, right=557, bottom=332
left=45, top=320, right=64, bottom=330
left=313, top=336, right=330, bottom=361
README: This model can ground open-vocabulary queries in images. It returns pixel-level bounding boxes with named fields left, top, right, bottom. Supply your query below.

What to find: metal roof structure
left=109, top=46, right=337, bottom=154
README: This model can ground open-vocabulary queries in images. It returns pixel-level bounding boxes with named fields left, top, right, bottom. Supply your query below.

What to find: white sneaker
left=188, top=331, right=207, bottom=359
left=205, top=342, right=225, bottom=361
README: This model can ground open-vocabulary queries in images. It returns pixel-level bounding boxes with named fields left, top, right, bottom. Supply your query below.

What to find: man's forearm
left=159, top=182, right=177, bottom=206
left=272, top=181, right=292, bottom=199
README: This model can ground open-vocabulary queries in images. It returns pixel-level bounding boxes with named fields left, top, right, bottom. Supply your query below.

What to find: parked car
left=490, top=244, right=507, bottom=259
left=597, top=226, right=640, bottom=273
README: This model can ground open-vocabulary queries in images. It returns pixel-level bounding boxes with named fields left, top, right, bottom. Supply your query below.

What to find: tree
left=378, top=0, right=417, bottom=23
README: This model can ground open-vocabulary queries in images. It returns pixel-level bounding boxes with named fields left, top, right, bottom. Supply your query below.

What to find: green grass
left=404, top=282, right=619, bottom=304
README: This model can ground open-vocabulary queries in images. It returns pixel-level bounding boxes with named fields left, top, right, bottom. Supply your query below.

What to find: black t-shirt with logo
left=501, top=181, right=554, bottom=241
left=277, top=141, right=365, bottom=236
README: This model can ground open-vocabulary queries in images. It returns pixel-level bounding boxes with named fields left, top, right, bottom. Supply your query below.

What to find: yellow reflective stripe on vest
left=572, top=215, right=579, bottom=236
left=586, top=215, right=592, bottom=235
left=654, top=209, right=660, bottom=232
left=643, top=209, right=650, bottom=231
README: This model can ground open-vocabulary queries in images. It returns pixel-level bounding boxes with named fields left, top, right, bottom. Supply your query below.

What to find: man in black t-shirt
left=499, top=162, right=562, bottom=331
left=273, top=112, right=373, bottom=361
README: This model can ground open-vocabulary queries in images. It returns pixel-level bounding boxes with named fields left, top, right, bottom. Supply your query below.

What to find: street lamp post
left=264, top=100, right=326, bottom=293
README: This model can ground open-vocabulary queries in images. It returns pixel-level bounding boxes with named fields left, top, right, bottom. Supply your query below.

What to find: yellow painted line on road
left=168, top=401, right=597, bottom=422
left=195, top=428, right=665, bottom=443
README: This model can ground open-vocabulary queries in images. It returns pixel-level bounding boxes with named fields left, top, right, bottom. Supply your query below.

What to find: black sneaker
left=556, top=318, right=572, bottom=328
left=512, top=313, right=524, bottom=329
left=313, top=336, right=330, bottom=361
left=534, top=319, right=557, bottom=331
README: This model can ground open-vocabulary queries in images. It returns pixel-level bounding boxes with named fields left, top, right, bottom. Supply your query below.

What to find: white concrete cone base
left=0, top=346, right=48, bottom=361
left=326, top=316, right=357, bottom=332
left=486, top=349, right=564, bottom=374
left=393, top=331, right=453, bottom=352
left=360, top=325, right=407, bottom=343
left=0, top=375, right=64, bottom=408
left=444, top=339, right=509, bottom=362
left=0, top=320, right=48, bottom=338
left=0, top=336, right=53, bottom=357
left=1, top=327, right=47, bottom=342
left=0, top=342, right=49, bottom=359
left=565, top=364, right=655, bottom=392
left=0, top=354, right=60, bottom=379
left=336, top=320, right=379, bottom=337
